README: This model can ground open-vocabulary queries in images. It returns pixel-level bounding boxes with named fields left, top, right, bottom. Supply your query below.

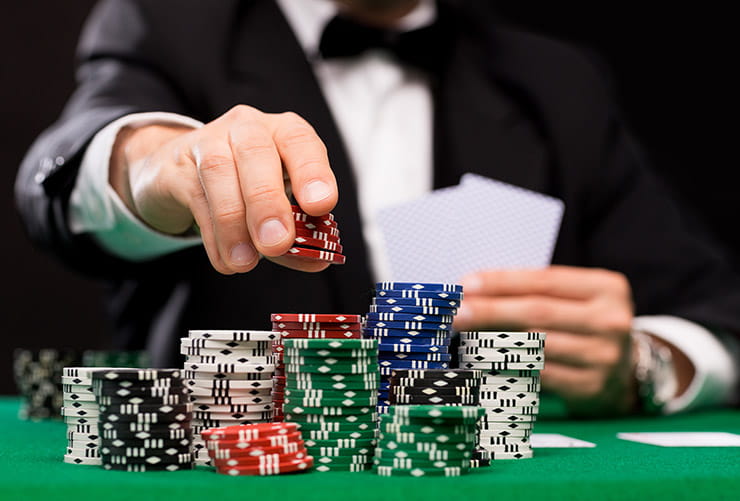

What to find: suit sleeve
left=14, top=0, right=193, bottom=278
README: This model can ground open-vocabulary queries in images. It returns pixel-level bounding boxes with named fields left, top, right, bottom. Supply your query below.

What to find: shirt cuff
left=633, top=315, right=740, bottom=414
left=68, top=112, right=204, bottom=261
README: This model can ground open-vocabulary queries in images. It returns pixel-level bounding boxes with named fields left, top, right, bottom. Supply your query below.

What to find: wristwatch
left=631, top=330, right=679, bottom=414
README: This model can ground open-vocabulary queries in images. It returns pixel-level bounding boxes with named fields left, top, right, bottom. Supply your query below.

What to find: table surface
left=1, top=396, right=738, bottom=501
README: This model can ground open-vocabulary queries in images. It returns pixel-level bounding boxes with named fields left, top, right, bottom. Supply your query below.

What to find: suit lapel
left=433, top=3, right=551, bottom=193
left=224, top=0, right=373, bottom=311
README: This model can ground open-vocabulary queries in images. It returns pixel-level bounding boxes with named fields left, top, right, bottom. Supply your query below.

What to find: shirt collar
left=275, top=0, right=437, bottom=59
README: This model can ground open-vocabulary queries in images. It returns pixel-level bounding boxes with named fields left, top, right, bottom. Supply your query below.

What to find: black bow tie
left=318, top=14, right=447, bottom=74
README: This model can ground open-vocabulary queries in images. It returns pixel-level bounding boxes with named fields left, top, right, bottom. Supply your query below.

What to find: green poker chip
left=380, top=422, right=474, bottom=436
left=387, top=405, right=484, bottom=420
left=288, top=380, right=380, bottom=391
left=286, top=411, right=378, bottom=424
left=374, top=447, right=472, bottom=461
left=303, top=429, right=378, bottom=441
left=283, top=348, right=377, bottom=358
left=378, top=431, right=478, bottom=445
left=289, top=373, right=380, bottom=383
left=373, top=457, right=469, bottom=469
left=284, top=404, right=374, bottom=416
left=314, top=463, right=372, bottom=473
left=307, top=445, right=375, bottom=457
left=304, top=437, right=378, bottom=449
left=285, top=388, right=377, bottom=399
left=374, top=465, right=468, bottom=477
left=313, top=454, right=374, bottom=465
left=283, top=339, right=378, bottom=350
left=283, top=396, right=378, bottom=407
left=293, top=421, right=376, bottom=433
left=283, top=363, right=378, bottom=374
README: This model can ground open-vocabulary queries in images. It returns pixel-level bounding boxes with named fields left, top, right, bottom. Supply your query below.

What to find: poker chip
left=376, top=343, right=448, bottom=353
left=366, top=312, right=455, bottom=323
left=461, top=361, right=546, bottom=370
left=293, top=235, right=343, bottom=253
left=459, top=331, right=546, bottom=341
left=371, top=296, right=460, bottom=307
left=380, top=352, right=451, bottom=362
left=272, top=314, right=362, bottom=323
left=370, top=304, right=457, bottom=316
left=273, top=321, right=362, bottom=330
left=276, top=330, right=362, bottom=339
left=364, top=320, right=449, bottom=330
left=294, top=227, right=341, bottom=243
left=376, top=282, right=463, bottom=292
left=186, top=330, right=279, bottom=342
left=285, top=247, right=346, bottom=264
left=375, top=289, right=463, bottom=300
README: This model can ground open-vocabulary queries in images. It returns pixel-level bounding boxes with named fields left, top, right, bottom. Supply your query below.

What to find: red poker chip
left=208, top=441, right=307, bottom=458
left=205, top=431, right=302, bottom=449
left=293, top=221, right=340, bottom=237
left=294, top=227, right=341, bottom=243
left=293, top=236, right=343, bottom=253
left=200, top=422, right=299, bottom=440
left=291, top=205, right=334, bottom=221
left=291, top=210, right=336, bottom=227
left=277, top=330, right=362, bottom=339
left=272, top=322, right=362, bottom=331
left=217, top=456, right=314, bottom=476
left=286, top=247, right=345, bottom=263
left=271, top=314, right=362, bottom=323
left=212, top=450, right=308, bottom=468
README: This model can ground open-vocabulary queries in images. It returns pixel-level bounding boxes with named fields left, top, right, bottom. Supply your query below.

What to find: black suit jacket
left=15, top=0, right=740, bottom=370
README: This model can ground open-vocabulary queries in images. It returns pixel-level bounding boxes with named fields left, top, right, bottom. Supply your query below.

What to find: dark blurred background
left=2, top=2, right=736, bottom=394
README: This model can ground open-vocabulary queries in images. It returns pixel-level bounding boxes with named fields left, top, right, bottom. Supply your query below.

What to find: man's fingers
left=461, top=266, right=630, bottom=301
left=193, top=139, right=259, bottom=273
left=187, top=188, right=234, bottom=275
left=228, top=117, right=294, bottom=257
left=266, top=255, right=332, bottom=273
left=272, top=112, right=337, bottom=216
left=543, top=331, right=624, bottom=368
left=540, top=361, right=604, bottom=401
left=455, top=295, right=626, bottom=336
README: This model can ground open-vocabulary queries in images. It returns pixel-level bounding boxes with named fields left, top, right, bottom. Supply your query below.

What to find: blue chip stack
left=362, top=282, right=464, bottom=414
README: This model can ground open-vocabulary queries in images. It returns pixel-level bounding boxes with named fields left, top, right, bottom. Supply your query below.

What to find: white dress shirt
left=66, top=0, right=738, bottom=413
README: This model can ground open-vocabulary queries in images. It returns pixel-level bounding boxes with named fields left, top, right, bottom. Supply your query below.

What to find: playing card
left=375, top=173, right=564, bottom=282
left=530, top=433, right=596, bottom=448
left=617, top=432, right=740, bottom=447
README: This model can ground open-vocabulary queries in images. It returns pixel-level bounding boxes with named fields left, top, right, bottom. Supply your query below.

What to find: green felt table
left=0, top=396, right=738, bottom=501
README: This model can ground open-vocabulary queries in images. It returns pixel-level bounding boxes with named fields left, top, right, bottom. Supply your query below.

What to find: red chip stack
left=284, top=205, right=346, bottom=265
left=201, top=422, right=313, bottom=476
left=270, top=314, right=364, bottom=422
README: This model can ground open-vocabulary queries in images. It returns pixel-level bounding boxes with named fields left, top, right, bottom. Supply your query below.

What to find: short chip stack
left=374, top=405, right=484, bottom=477
left=386, top=369, right=491, bottom=468
left=282, top=338, right=380, bottom=472
left=270, top=314, right=364, bottom=422
left=201, top=422, right=313, bottom=476
left=457, top=331, right=546, bottom=460
left=181, top=330, right=278, bottom=466
left=92, top=368, right=194, bottom=471
left=15, top=348, right=79, bottom=421
left=361, top=282, right=464, bottom=414
left=284, top=205, right=345, bottom=264
left=62, top=366, right=117, bottom=465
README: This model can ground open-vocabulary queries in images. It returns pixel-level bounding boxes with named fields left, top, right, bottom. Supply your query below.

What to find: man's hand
left=454, top=266, right=637, bottom=416
left=110, top=105, right=338, bottom=275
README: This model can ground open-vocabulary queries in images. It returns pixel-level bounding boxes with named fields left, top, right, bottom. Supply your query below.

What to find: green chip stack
left=282, top=338, right=380, bottom=472
left=14, top=348, right=80, bottom=420
left=373, top=405, right=484, bottom=477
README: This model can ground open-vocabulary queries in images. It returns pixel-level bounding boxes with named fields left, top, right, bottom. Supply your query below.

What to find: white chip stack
left=61, top=367, right=119, bottom=465
left=180, top=330, right=279, bottom=466
left=457, top=331, right=545, bottom=460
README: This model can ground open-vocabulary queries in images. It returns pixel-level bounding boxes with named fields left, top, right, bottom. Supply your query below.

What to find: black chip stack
left=92, top=369, right=194, bottom=471
left=14, top=348, right=79, bottom=421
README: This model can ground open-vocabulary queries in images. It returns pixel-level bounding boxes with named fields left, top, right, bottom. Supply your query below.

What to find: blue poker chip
left=371, top=297, right=461, bottom=308
left=378, top=352, right=452, bottom=362
left=369, top=305, right=458, bottom=316
left=378, top=359, right=450, bottom=369
left=364, top=320, right=451, bottom=330
left=363, top=328, right=450, bottom=338
left=375, top=290, right=464, bottom=301
left=365, top=334, right=451, bottom=346
left=365, top=312, right=455, bottom=323
left=377, top=343, right=449, bottom=353
left=376, top=282, right=463, bottom=293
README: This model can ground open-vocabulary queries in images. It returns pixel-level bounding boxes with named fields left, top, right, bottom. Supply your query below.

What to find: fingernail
left=461, top=274, right=482, bottom=293
left=230, top=242, right=257, bottom=266
left=303, top=180, right=331, bottom=203
left=258, top=218, right=289, bottom=246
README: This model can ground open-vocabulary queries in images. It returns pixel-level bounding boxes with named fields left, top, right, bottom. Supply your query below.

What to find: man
left=15, top=0, right=740, bottom=417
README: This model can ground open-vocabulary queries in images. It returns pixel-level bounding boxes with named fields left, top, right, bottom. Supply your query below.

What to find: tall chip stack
left=386, top=369, right=491, bottom=467
left=14, top=348, right=79, bottom=421
left=61, top=366, right=117, bottom=465
left=373, top=405, right=484, bottom=477
left=92, top=368, right=194, bottom=471
left=270, top=314, right=364, bottom=422
left=282, top=338, right=380, bottom=472
left=457, top=331, right=546, bottom=460
left=361, top=282, right=464, bottom=415
left=180, top=330, right=278, bottom=466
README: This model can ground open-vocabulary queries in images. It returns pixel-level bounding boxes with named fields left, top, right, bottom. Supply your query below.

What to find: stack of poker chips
left=14, top=348, right=79, bottom=420
left=82, top=349, right=149, bottom=368
left=180, top=330, right=278, bottom=466
left=386, top=369, right=491, bottom=468
left=373, top=405, right=484, bottom=477
left=282, top=338, right=380, bottom=472
left=457, top=331, right=546, bottom=460
left=285, top=205, right=345, bottom=264
left=201, top=422, right=313, bottom=476
left=361, top=282, right=464, bottom=414
left=91, top=368, right=193, bottom=471
left=62, top=366, right=118, bottom=465
left=270, top=314, right=363, bottom=422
